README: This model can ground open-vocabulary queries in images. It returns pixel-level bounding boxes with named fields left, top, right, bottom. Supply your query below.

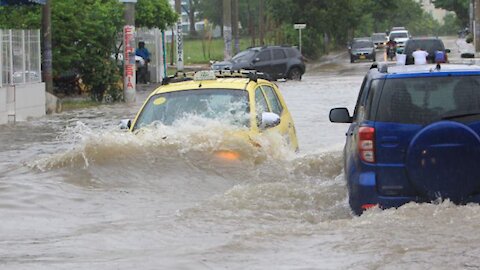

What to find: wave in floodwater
left=32, top=117, right=292, bottom=167
left=26, top=118, right=348, bottom=214
left=29, top=117, right=342, bottom=183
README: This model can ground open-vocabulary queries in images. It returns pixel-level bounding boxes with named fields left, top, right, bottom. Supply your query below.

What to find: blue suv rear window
left=404, top=39, right=444, bottom=55
left=376, top=76, right=480, bottom=124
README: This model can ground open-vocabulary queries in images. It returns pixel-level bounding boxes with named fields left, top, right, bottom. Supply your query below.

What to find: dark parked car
left=330, top=63, right=480, bottom=215
left=349, top=38, right=376, bottom=63
left=211, top=46, right=305, bottom=81
left=404, top=37, right=450, bottom=65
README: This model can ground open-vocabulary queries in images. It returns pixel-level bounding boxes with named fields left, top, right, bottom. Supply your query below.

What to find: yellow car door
left=255, top=84, right=299, bottom=151
left=263, top=84, right=299, bottom=151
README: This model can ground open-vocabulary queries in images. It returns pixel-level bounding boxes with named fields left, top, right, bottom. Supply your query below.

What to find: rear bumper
left=351, top=53, right=375, bottom=60
left=349, top=171, right=480, bottom=215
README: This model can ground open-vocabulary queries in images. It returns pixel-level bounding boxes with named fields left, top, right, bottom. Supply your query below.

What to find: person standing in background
left=135, top=41, right=151, bottom=84
left=412, top=47, right=428, bottom=65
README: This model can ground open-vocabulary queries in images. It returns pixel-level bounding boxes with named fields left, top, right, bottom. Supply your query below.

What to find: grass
left=61, top=99, right=101, bottom=111
left=168, top=37, right=256, bottom=65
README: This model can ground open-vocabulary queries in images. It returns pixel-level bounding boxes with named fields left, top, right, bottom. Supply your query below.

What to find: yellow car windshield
left=133, top=89, right=250, bottom=130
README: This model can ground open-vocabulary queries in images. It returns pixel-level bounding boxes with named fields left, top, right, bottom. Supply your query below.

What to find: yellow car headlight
left=214, top=150, right=240, bottom=161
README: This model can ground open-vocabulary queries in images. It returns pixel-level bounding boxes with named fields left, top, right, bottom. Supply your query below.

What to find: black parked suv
left=211, top=46, right=305, bottom=80
left=404, top=37, right=450, bottom=65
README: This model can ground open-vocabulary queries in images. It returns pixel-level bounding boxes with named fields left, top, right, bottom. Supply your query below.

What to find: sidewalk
left=306, top=50, right=348, bottom=73
left=454, top=38, right=475, bottom=55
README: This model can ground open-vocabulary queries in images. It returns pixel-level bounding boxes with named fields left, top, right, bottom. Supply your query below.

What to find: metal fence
left=1, top=29, right=41, bottom=87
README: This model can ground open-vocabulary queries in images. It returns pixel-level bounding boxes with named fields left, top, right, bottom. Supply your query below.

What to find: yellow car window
left=261, top=85, right=283, bottom=115
left=255, top=87, right=270, bottom=126
left=133, top=89, right=250, bottom=130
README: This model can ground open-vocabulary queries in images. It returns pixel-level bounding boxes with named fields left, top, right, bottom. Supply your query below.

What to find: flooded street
left=2, top=41, right=480, bottom=270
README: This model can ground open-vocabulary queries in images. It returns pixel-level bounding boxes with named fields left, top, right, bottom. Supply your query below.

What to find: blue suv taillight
left=358, top=127, right=375, bottom=163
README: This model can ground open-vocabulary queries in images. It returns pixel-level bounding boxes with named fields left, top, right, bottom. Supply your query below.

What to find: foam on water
left=31, top=117, right=283, bottom=168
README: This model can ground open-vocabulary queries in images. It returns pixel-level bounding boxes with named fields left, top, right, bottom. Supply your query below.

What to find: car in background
left=404, top=37, right=450, bottom=65
left=371, top=33, right=388, bottom=48
left=121, top=70, right=299, bottom=153
left=330, top=63, right=480, bottom=215
left=349, top=38, right=376, bottom=63
left=388, top=29, right=410, bottom=52
left=390, top=26, right=406, bottom=32
left=211, top=46, right=305, bottom=81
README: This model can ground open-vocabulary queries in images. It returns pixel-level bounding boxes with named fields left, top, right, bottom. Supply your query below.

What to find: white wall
left=0, top=87, right=6, bottom=125
left=14, top=83, right=45, bottom=121
left=0, top=83, right=46, bottom=124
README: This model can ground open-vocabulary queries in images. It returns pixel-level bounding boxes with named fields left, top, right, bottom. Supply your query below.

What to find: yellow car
left=122, top=70, right=299, bottom=153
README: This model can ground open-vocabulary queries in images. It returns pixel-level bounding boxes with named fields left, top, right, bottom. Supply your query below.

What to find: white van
left=389, top=30, right=410, bottom=52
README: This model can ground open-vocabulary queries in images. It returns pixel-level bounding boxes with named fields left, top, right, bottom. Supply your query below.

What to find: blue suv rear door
left=374, top=72, right=480, bottom=202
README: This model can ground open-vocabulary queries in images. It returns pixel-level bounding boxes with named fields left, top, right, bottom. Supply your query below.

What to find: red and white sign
left=123, top=25, right=136, bottom=102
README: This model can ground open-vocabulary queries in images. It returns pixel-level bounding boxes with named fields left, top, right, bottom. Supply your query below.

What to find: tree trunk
left=188, top=0, right=197, bottom=36
left=248, top=0, right=255, bottom=47
left=476, top=0, right=480, bottom=52
left=41, top=0, right=53, bottom=94
left=170, top=30, right=174, bottom=66
left=232, top=0, right=239, bottom=54
left=223, top=0, right=232, bottom=60
left=259, top=0, right=264, bottom=46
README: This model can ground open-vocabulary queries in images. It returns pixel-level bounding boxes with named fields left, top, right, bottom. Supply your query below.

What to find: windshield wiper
left=441, top=112, right=480, bottom=120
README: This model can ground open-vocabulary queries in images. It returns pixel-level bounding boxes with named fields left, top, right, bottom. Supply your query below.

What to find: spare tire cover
left=406, top=121, right=480, bottom=201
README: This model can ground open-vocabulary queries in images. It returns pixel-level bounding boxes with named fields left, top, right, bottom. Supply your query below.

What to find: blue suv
left=330, top=63, right=480, bottom=215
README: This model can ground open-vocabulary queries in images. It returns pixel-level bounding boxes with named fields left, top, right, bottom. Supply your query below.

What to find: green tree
left=198, top=0, right=223, bottom=27
left=432, top=0, right=469, bottom=27
left=439, top=13, right=461, bottom=35
left=0, top=0, right=177, bottom=101
left=136, top=0, right=178, bottom=29
left=263, top=0, right=442, bottom=57
left=51, top=0, right=123, bottom=101
left=0, top=5, right=40, bottom=28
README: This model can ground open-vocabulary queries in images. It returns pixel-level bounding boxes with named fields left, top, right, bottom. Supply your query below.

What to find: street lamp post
left=294, top=23, right=306, bottom=54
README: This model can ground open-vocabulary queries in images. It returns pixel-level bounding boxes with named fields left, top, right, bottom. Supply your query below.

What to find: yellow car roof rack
left=161, top=69, right=271, bottom=85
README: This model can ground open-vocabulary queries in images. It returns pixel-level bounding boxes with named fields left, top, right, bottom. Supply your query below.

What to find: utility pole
left=232, top=0, right=239, bottom=54
left=471, top=0, right=475, bottom=34
left=259, top=0, right=264, bottom=46
left=476, top=0, right=480, bottom=52
left=223, top=0, right=232, bottom=60
left=121, top=0, right=136, bottom=103
left=41, top=0, right=52, bottom=94
left=175, top=0, right=184, bottom=71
